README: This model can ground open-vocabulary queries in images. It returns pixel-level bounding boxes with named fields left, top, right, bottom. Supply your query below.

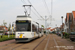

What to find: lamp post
left=61, top=16, right=63, bottom=38
left=45, top=16, right=47, bottom=36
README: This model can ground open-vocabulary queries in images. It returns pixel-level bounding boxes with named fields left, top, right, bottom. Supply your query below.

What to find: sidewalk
left=0, top=39, right=15, bottom=47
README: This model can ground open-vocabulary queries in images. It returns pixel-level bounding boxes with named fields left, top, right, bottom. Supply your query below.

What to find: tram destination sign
left=16, top=20, right=31, bottom=23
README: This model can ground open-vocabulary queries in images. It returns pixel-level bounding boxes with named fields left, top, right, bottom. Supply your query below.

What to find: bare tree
left=3, top=20, right=7, bottom=27
left=8, top=23, right=11, bottom=31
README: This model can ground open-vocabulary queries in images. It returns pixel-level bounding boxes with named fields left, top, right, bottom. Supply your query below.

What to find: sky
left=0, top=0, right=75, bottom=28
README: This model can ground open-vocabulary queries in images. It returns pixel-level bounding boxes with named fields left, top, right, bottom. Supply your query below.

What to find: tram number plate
left=19, top=34, right=23, bottom=38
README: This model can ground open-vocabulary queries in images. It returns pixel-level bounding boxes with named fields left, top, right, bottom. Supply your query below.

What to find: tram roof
left=16, top=15, right=32, bottom=20
left=17, top=15, right=31, bottom=18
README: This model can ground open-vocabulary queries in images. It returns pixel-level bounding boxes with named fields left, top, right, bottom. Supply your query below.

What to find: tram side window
left=27, top=23, right=31, bottom=31
left=32, top=24, right=37, bottom=32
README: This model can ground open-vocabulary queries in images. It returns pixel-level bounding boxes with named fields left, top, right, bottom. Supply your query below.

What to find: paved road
left=36, top=34, right=75, bottom=50
left=0, top=34, right=75, bottom=50
left=0, top=39, right=15, bottom=47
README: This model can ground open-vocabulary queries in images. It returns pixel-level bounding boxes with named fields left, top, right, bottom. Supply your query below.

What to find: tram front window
left=16, top=23, right=31, bottom=31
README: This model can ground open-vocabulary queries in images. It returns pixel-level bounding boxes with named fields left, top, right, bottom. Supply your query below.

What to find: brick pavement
left=0, top=39, right=15, bottom=46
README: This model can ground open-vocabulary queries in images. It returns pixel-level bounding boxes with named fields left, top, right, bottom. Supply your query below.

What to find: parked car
left=56, top=31, right=61, bottom=36
left=58, top=31, right=61, bottom=36
left=69, top=32, right=75, bottom=41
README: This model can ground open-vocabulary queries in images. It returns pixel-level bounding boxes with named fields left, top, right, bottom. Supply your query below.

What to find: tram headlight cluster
left=16, top=36, right=19, bottom=38
left=23, top=36, right=25, bottom=38
left=16, top=36, right=25, bottom=38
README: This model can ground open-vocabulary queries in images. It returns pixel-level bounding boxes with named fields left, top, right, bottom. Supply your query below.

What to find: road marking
left=44, top=36, right=50, bottom=50
left=53, top=37, right=60, bottom=50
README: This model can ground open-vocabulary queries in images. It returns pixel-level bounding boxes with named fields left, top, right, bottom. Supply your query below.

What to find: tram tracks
left=0, top=35, right=50, bottom=50
left=44, top=34, right=60, bottom=50
left=34, top=34, right=60, bottom=50
left=11, top=35, right=47, bottom=50
left=44, top=36, right=50, bottom=50
left=53, top=37, right=60, bottom=50
left=0, top=43, right=16, bottom=50
left=0, top=34, right=73, bottom=50
left=0, top=42, right=25, bottom=50
left=12, top=36, right=46, bottom=50
left=52, top=34, right=60, bottom=50
left=33, top=36, right=46, bottom=50
left=33, top=35, right=50, bottom=50
left=11, top=44, right=24, bottom=50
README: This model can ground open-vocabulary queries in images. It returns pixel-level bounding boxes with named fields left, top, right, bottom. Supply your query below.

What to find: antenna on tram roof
left=23, top=5, right=32, bottom=17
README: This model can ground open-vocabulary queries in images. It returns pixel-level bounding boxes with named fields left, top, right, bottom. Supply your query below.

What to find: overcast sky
left=0, top=0, right=75, bottom=28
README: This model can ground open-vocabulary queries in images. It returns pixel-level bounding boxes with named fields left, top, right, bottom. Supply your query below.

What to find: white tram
left=15, top=16, right=43, bottom=42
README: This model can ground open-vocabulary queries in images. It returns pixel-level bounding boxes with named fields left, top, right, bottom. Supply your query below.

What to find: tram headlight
left=23, top=36, right=25, bottom=38
left=16, top=36, right=19, bottom=38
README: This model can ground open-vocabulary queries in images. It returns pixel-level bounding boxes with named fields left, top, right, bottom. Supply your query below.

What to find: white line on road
left=53, top=37, right=60, bottom=50
left=44, top=36, right=50, bottom=50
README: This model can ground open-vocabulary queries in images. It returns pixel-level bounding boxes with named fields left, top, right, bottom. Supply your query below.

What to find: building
left=64, top=11, right=75, bottom=33
left=0, top=26, right=8, bottom=34
left=60, top=23, right=64, bottom=31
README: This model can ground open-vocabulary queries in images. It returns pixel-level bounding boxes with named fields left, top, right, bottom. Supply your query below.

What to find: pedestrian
left=63, top=32, right=65, bottom=36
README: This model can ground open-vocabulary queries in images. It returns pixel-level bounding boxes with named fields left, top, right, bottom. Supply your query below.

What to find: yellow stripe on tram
left=19, top=34, right=23, bottom=38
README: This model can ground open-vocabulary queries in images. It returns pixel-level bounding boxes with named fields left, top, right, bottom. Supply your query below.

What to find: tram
left=15, top=16, right=43, bottom=42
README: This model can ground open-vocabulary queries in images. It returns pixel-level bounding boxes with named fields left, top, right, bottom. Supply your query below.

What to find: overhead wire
left=42, top=0, right=50, bottom=16
left=42, top=0, right=52, bottom=26
left=42, top=0, right=52, bottom=21
left=31, top=9, right=41, bottom=19
left=27, top=0, right=44, bottom=20
left=21, top=0, right=27, bottom=4
left=21, top=0, right=42, bottom=19
left=21, top=0, right=32, bottom=16
left=51, top=0, right=52, bottom=17
left=21, top=0, right=28, bottom=14
left=50, top=0, right=53, bottom=25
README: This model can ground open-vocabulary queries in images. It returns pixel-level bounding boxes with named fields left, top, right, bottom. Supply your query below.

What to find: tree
left=3, top=20, right=7, bottom=35
left=8, top=23, right=11, bottom=31
left=41, top=25, right=44, bottom=28
left=3, top=20, right=7, bottom=27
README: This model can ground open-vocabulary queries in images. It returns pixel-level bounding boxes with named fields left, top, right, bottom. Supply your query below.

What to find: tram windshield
left=16, top=20, right=31, bottom=31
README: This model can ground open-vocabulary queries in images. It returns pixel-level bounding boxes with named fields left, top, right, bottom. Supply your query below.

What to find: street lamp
left=61, top=16, right=63, bottom=38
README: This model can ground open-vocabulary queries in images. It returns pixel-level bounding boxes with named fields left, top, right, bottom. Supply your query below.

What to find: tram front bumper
left=15, top=38, right=32, bottom=42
